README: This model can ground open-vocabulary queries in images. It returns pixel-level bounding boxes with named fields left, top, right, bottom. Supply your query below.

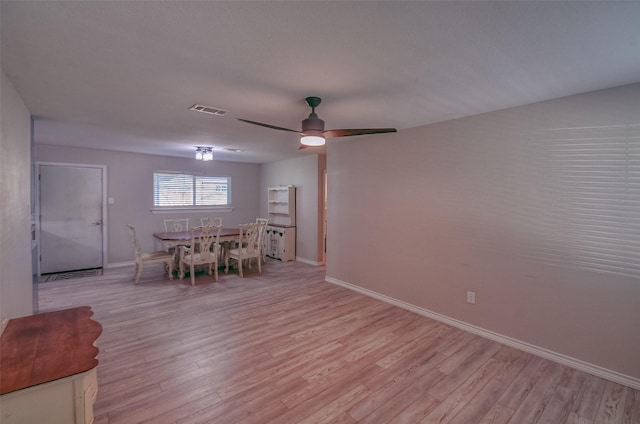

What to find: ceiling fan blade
left=237, top=118, right=301, bottom=134
left=323, top=128, right=397, bottom=138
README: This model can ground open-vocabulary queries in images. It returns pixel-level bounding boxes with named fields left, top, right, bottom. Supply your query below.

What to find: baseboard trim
left=105, top=261, right=135, bottom=269
left=325, top=275, right=640, bottom=390
left=295, top=257, right=323, bottom=266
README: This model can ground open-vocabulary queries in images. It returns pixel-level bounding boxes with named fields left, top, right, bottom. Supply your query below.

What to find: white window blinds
left=153, top=172, right=230, bottom=207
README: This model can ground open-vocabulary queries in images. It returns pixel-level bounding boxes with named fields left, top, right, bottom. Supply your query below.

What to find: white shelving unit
left=266, top=186, right=296, bottom=261
left=267, top=185, right=296, bottom=226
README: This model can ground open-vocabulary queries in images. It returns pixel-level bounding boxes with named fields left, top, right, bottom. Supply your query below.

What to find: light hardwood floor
left=37, top=260, right=639, bottom=424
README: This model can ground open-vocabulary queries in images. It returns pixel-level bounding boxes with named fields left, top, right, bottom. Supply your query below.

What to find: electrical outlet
left=467, top=291, right=476, bottom=304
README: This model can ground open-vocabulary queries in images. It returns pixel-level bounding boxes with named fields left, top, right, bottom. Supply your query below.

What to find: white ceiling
left=2, top=1, right=640, bottom=163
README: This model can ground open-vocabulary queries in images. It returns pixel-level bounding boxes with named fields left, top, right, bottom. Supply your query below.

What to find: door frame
left=36, top=162, right=108, bottom=276
left=322, top=169, right=327, bottom=265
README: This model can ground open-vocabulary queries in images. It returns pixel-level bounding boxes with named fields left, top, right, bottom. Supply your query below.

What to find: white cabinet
left=266, top=186, right=296, bottom=261
left=265, top=225, right=296, bottom=262
left=0, top=368, right=98, bottom=424
left=0, top=307, right=101, bottom=424
left=267, top=186, right=295, bottom=226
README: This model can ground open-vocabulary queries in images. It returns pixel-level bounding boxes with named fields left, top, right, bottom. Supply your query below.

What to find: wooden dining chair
left=163, top=218, right=189, bottom=232
left=201, top=217, right=223, bottom=227
left=255, top=218, right=269, bottom=264
left=162, top=218, right=189, bottom=256
left=225, top=222, right=261, bottom=277
left=127, top=224, right=174, bottom=284
left=179, top=225, right=222, bottom=285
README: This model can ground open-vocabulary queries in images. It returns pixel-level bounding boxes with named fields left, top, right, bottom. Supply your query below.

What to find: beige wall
left=36, top=145, right=261, bottom=264
left=326, top=83, right=640, bottom=380
left=0, top=70, right=33, bottom=320
left=260, top=154, right=326, bottom=264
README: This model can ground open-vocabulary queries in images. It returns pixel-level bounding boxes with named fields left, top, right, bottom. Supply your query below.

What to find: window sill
left=150, top=207, right=233, bottom=214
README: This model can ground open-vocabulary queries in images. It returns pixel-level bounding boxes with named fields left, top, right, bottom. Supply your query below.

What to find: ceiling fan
left=237, top=97, right=397, bottom=148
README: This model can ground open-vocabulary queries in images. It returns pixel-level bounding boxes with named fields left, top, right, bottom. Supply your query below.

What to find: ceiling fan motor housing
left=302, top=113, right=325, bottom=136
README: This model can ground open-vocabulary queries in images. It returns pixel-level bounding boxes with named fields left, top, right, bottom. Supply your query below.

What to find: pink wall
left=0, top=70, right=34, bottom=319
left=326, top=83, right=640, bottom=381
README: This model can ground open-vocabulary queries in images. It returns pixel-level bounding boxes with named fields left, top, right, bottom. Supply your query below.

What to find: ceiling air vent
left=190, top=104, right=228, bottom=116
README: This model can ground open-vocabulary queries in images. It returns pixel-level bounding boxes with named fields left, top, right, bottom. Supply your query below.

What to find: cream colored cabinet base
left=265, top=225, right=296, bottom=261
left=0, top=368, right=98, bottom=424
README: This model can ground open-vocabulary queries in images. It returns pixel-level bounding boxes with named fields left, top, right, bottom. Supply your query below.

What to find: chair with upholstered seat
left=225, top=222, right=261, bottom=277
left=162, top=218, right=189, bottom=255
left=201, top=217, right=223, bottom=227
left=179, top=225, right=222, bottom=286
left=164, top=218, right=189, bottom=232
left=127, top=224, right=174, bottom=284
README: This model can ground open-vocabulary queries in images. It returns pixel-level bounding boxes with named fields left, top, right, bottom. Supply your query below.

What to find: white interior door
left=39, top=164, right=104, bottom=274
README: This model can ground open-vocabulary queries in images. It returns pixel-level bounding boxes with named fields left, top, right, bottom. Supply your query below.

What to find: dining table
left=153, top=227, right=241, bottom=269
left=153, top=227, right=240, bottom=247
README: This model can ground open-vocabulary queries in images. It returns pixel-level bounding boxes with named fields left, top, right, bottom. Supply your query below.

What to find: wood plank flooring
left=36, top=260, right=640, bottom=424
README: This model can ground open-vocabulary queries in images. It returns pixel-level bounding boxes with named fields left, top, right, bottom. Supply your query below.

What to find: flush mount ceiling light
left=195, top=146, right=213, bottom=161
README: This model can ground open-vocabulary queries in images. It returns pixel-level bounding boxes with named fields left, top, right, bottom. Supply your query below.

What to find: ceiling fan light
left=202, top=149, right=214, bottom=161
left=195, top=148, right=204, bottom=160
left=301, top=135, right=325, bottom=146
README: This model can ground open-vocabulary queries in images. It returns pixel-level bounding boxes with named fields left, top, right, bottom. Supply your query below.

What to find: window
left=153, top=172, right=230, bottom=208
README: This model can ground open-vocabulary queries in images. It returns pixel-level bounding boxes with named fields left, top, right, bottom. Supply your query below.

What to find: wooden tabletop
left=0, top=306, right=102, bottom=395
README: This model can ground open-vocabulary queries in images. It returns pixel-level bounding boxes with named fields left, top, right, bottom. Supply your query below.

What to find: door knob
left=93, top=220, right=103, bottom=226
